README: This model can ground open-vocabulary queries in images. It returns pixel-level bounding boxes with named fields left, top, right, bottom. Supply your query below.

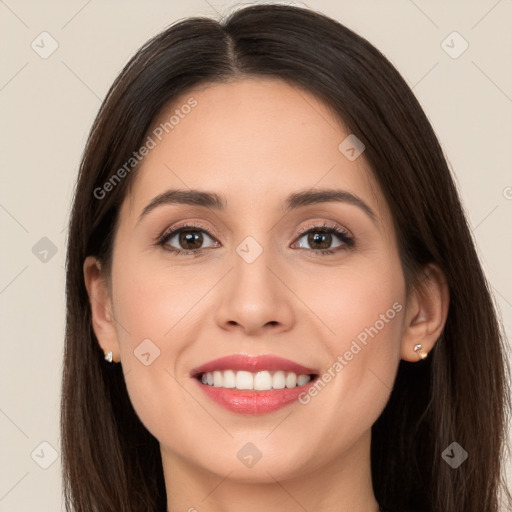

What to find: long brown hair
left=62, top=4, right=512, bottom=511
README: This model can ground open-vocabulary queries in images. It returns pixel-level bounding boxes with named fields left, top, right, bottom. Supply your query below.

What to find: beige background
left=1, top=0, right=511, bottom=510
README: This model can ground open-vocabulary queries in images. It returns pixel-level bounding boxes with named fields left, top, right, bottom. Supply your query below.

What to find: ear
left=400, top=263, right=450, bottom=362
left=83, top=256, right=120, bottom=362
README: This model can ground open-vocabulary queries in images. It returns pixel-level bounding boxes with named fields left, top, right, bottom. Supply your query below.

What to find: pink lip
left=191, top=354, right=318, bottom=415
left=190, top=354, right=318, bottom=376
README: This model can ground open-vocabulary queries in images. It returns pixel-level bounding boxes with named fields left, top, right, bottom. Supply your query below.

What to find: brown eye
left=159, top=225, right=219, bottom=255
left=305, top=231, right=334, bottom=250
left=294, top=224, right=354, bottom=254
left=177, top=230, right=204, bottom=250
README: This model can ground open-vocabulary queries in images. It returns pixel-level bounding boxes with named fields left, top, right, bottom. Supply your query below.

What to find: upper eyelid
left=159, top=222, right=219, bottom=243
left=295, top=222, right=351, bottom=237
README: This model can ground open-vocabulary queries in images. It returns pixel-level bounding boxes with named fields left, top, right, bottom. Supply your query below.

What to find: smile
left=191, top=354, right=319, bottom=414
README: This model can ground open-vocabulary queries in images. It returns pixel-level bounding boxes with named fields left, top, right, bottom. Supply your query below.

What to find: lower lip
left=195, top=377, right=317, bottom=414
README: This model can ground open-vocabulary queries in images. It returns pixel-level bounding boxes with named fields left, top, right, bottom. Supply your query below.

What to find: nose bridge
left=232, top=233, right=278, bottom=302
left=214, top=231, right=294, bottom=334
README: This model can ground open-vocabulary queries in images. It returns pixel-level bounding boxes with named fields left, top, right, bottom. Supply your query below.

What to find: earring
left=104, top=351, right=114, bottom=363
left=413, top=344, right=428, bottom=360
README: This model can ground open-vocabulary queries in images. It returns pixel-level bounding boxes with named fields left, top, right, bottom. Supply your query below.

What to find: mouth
left=191, top=354, right=319, bottom=414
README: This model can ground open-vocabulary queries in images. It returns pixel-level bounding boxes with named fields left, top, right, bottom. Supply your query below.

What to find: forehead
left=123, top=78, right=388, bottom=225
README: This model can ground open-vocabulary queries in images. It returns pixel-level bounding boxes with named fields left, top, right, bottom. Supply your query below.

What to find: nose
left=214, top=244, right=295, bottom=337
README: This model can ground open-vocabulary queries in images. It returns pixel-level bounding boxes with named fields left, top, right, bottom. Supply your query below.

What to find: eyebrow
left=138, top=188, right=377, bottom=224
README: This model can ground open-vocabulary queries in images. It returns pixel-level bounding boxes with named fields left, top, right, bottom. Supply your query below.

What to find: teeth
left=199, top=370, right=312, bottom=390
left=285, top=372, right=297, bottom=388
left=297, top=374, right=310, bottom=386
left=273, top=370, right=286, bottom=389
left=254, top=370, right=271, bottom=390
left=213, top=371, right=223, bottom=387
left=223, top=369, right=236, bottom=388
left=235, top=370, right=253, bottom=390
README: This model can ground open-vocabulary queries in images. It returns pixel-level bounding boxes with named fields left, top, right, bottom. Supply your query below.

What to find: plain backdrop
left=1, top=0, right=511, bottom=510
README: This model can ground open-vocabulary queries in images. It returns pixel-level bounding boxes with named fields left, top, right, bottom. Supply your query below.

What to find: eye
left=293, top=222, right=355, bottom=255
left=156, top=221, right=354, bottom=257
left=157, top=223, right=219, bottom=256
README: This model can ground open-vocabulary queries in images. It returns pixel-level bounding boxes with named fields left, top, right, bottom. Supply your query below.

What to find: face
left=97, top=78, right=409, bottom=482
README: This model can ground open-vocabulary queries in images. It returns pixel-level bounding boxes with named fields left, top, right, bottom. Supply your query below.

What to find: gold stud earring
left=413, top=344, right=428, bottom=360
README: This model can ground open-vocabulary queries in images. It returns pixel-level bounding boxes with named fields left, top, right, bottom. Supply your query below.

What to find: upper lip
left=190, top=354, right=318, bottom=377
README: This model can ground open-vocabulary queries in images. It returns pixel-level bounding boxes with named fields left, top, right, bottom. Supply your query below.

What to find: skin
left=84, top=78, right=449, bottom=512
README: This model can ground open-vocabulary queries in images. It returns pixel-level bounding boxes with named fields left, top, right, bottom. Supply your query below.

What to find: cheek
left=109, top=251, right=196, bottom=434
left=111, top=273, right=196, bottom=443
left=303, top=256, right=405, bottom=357
left=111, top=247, right=202, bottom=348
left=299, top=256, right=405, bottom=427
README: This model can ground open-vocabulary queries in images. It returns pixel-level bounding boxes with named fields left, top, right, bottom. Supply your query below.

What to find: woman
left=61, top=4, right=511, bottom=512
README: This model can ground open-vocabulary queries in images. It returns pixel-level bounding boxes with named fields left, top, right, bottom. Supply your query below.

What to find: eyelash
left=156, top=221, right=355, bottom=257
